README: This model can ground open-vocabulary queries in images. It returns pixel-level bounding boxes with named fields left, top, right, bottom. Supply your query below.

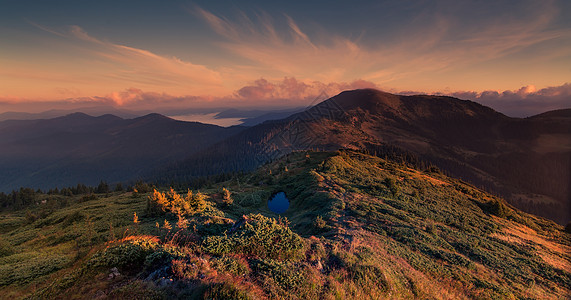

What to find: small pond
left=268, top=192, right=290, bottom=214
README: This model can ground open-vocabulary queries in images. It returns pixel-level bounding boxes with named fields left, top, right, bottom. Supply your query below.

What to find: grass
left=0, top=150, right=569, bottom=299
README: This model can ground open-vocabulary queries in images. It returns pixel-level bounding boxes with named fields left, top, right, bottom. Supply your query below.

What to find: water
left=268, top=192, right=289, bottom=214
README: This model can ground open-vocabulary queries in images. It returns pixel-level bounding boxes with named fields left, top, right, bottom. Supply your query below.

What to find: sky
left=0, top=0, right=570, bottom=117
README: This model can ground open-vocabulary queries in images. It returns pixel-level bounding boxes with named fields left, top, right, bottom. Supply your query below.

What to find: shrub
left=213, top=255, right=250, bottom=277
left=484, top=199, right=509, bottom=218
left=222, top=187, right=233, bottom=206
left=0, top=238, right=14, bottom=257
left=172, top=256, right=216, bottom=280
left=253, top=259, right=305, bottom=290
left=80, top=194, right=97, bottom=202
left=384, top=177, right=400, bottom=196
left=146, top=188, right=206, bottom=217
left=313, top=216, right=326, bottom=229
left=203, top=282, right=252, bottom=300
left=203, top=214, right=304, bottom=260
left=86, top=235, right=160, bottom=271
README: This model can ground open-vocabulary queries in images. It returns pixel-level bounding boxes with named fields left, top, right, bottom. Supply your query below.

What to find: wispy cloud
left=29, top=23, right=224, bottom=96
left=195, top=2, right=570, bottom=87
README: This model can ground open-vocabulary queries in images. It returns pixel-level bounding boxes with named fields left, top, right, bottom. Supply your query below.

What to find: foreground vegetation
left=0, top=150, right=569, bottom=299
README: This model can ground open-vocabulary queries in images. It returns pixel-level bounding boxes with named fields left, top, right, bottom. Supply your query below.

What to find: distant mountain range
left=0, top=89, right=569, bottom=223
left=0, top=107, right=305, bottom=126
left=0, top=113, right=244, bottom=191
left=159, top=89, right=571, bottom=224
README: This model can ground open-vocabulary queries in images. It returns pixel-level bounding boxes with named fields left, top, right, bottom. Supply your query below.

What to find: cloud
left=0, top=78, right=378, bottom=113
left=195, top=3, right=570, bottom=88
left=30, top=24, right=224, bottom=96
left=2, top=80, right=568, bottom=118
left=236, top=77, right=378, bottom=102
left=448, top=83, right=571, bottom=117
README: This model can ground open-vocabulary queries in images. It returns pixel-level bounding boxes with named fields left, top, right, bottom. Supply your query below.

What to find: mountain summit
left=169, top=89, right=570, bottom=223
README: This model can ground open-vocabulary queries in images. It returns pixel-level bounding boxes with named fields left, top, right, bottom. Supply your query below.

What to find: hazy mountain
left=0, top=107, right=146, bottom=121
left=163, top=89, right=570, bottom=223
left=215, top=107, right=306, bottom=126
left=0, top=113, right=245, bottom=191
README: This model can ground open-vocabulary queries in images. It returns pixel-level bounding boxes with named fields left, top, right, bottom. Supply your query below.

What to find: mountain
left=0, top=113, right=245, bottom=191
left=160, top=89, right=571, bottom=224
left=215, top=107, right=306, bottom=126
left=1, top=151, right=569, bottom=298
left=0, top=107, right=145, bottom=121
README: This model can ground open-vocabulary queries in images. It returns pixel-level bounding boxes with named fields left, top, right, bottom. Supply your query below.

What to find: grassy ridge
left=0, top=150, right=569, bottom=299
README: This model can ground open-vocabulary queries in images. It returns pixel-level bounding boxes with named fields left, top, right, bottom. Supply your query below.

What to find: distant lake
left=268, top=192, right=289, bottom=214
left=168, top=112, right=243, bottom=127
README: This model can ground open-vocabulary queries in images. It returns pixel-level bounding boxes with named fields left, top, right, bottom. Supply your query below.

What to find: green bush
left=213, top=255, right=250, bottom=277
left=313, top=215, right=326, bottom=229
left=0, top=252, right=71, bottom=286
left=87, top=236, right=160, bottom=270
left=203, top=214, right=304, bottom=260
left=0, top=238, right=14, bottom=257
left=203, top=282, right=252, bottom=300
left=253, top=259, right=305, bottom=290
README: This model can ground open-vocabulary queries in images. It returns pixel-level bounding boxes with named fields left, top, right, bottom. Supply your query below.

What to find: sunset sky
left=1, top=0, right=570, bottom=116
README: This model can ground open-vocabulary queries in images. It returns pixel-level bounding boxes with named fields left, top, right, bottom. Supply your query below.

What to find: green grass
left=0, top=150, right=569, bottom=299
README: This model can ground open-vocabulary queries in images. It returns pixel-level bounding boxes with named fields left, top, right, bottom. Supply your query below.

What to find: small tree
left=163, top=219, right=172, bottom=231
left=384, top=177, right=400, bottom=196
left=177, top=214, right=189, bottom=230
left=147, top=188, right=207, bottom=217
left=222, top=187, right=233, bottom=206
left=96, top=181, right=110, bottom=194
left=313, top=215, right=326, bottom=229
left=133, top=212, right=140, bottom=234
left=186, top=189, right=207, bottom=214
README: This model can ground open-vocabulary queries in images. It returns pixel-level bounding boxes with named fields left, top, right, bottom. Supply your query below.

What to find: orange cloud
left=236, top=77, right=378, bottom=102
left=448, top=83, right=571, bottom=117
left=20, top=24, right=225, bottom=98
left=196, top=4, right=570, bottom=90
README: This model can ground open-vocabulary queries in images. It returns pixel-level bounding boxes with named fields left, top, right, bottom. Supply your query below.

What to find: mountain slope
left=1, top=150, right=569, bottom=299
left=0, top=113, right=245, bottom=191
left=165, top=89, right=571, bottom=224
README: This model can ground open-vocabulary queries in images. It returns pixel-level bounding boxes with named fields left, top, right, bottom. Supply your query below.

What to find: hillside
left=1, top=151, right=569, bottom=299
left=0, top=113, right=245, bottom=192
left=163, top=89, right=571, bottom=224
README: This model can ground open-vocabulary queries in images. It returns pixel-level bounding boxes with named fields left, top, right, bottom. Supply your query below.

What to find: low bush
left=203, top=214, right=304, bottom=260
left=203, top=282, right=252, bottom=300
left=252, top=259, right=305, bottom=291
left=86, top=235, right=160, bottom=271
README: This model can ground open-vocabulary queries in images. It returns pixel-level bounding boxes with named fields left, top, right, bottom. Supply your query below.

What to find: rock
left=157, top=277, right=173, bottom=287
left=315, top=260, right=324, bottom=273
left=108, top=267, right=120, bottom=279
left=145, top=266, right=169, bottom=281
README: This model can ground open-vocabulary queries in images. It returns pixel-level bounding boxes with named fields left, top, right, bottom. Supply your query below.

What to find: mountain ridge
left=0, top=90, right=569, bottom=223
left=0, top=113, right=246, bottom=191
left=161, top=89, right=570, bottom=224
left=1, top=150, right=569, bottom=299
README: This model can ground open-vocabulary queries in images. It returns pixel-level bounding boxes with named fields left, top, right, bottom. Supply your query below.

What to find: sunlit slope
left=0, top=151, right=569, bottom=299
